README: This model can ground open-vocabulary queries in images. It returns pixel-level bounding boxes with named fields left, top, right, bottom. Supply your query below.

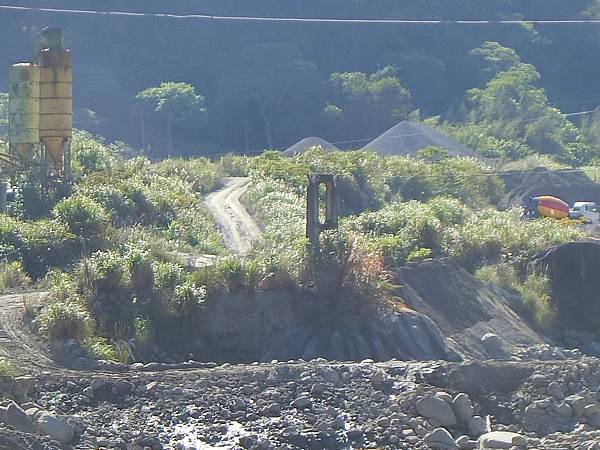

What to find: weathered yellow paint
left=39, top=67, right=72, bottom=83
left=8, top=64, right=39, bottom=152
left=38, top=48, right=72, bottom=153
left=40, top=83, right=71, bottom=98
left=44, top=137, right=65, bottom=167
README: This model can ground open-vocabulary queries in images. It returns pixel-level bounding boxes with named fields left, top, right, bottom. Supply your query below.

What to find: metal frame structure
left=306, top=173, right=339, bottom=251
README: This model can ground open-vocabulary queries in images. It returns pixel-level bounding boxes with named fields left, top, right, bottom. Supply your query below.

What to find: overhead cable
left=2, top=5, right=600, bottom=25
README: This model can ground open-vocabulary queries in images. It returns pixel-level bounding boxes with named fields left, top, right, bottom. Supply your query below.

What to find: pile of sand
left=361, top=120, right=479, bottom=158
left=283, top=136, right=340, bottom=156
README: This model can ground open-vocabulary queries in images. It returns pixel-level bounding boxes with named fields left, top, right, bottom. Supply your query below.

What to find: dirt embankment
left=501, top=168, right=600, bottom=206
left=393, top=259, right=546, bottom=359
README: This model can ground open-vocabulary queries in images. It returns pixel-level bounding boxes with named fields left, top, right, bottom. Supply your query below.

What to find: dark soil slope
left=530, top=240, right=600, bottom=332
left=501, top=168, right=600, bottom=206
left=262, top=308, right=450, bottom=363
left=393, top=259, right=546, bottom=359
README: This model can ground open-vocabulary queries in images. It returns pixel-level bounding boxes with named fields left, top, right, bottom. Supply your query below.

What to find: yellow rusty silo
left=38, top=28, right=72, bottom=169
left=8, top=63, right=40, bottom=160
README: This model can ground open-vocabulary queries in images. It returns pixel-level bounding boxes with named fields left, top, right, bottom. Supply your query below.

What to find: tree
left=136, top=82, right=207, bottom=157
left=469, top=41, right=522, bottom=84
left=467, top=62, right=580, bottom=156
left=325, top=66, right=413, bottom=142
left=216, top=44, right=325, bottom=151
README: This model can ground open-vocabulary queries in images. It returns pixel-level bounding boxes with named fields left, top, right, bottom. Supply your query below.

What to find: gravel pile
left=282, top=137, right=340, bottom=156
left=360, top=121, right=479, bottom=158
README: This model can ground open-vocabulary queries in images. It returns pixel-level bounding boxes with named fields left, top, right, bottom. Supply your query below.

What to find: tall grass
left=476, top=263, right=556, bottom=329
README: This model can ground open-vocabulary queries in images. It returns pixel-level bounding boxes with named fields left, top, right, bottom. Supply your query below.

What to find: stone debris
left=3, top=358, right=600, bottom=448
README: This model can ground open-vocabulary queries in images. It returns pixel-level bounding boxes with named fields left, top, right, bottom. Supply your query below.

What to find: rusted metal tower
left=36, top=27, right=73, bottom=181
left=306, top=173, right=339, bottom=251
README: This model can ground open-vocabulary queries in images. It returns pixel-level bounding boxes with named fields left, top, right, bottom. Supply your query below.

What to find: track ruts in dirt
left=205, top=177, right=263, bottom=255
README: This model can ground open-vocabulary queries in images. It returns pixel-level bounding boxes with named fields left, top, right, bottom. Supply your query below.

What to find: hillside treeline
left=3, top=0, right=600, bottom=159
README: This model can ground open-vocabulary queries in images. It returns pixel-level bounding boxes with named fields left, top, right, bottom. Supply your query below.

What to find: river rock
left=424, top=427, right=458, bottom=449
left=34, top=411, right=75, bottom=444
left=0, top=401, right=34, bottom=433
left=292, top=396, right=312, bottom=409
left=481, top=333, right=508, bottom=358
left=416, top=395, right=458, bottom=427
left=453, top=393, right=475, bottom=424
left=477, top=431, right=527, bottom=449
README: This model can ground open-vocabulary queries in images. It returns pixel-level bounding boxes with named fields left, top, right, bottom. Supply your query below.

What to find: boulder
left=452, top=393, right=475, bottom=424
left=34, top=411, right=75, bottom=444
left=416, top=395, right=458, bottom=427
left=0, top=401, right=34, bottom=433
left=424, top=427, right=458, bottom=449
left=477, top=431, right=527, bottom=449
left=467, top=416, right=487, bottom=436
left=292, top=396, right=312, bottom=409
left=481, top=333, right=508, bottom=358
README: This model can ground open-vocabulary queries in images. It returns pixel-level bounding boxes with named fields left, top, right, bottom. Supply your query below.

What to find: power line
left=330, top=108, right=597, bottom=146
left=202, top=108, right=599, bottom=157
left=3, top=5, right=600, bottom=25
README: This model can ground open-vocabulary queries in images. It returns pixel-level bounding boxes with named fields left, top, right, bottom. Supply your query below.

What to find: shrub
left=164, top=209, right=223, bottom=254
left=153, top=260, right=183, bottom=291
left=521, top=273, right=556, bottom=330
left=77, top=183, right=136, bottom=225
left=71, top=130, right=118, bottom=175
left=154, top=157, right=221, bottom=194
left=20, top=220, right=79, bottom=279
left=215, top=257, right=244, bottom=293
left=46, top=270, right=76, bottom=302
left=0, top=261, right=31, bottom=290
left=81, top=250, right=128, bottom=293
left=0, top=358, right=22, bottom=377
left=476, top=263, right=556, bottom=329
left=37, top=301, right=94, bottom=340
left=81, top=336, right=118, bottom=361
left=126, top=250, right=154, bottom=297
left=475, top=263, right=520, bottom=289
left=53, top=195, right=110, bottom=245
left=309, top=231, right=390, bottom=315
left=218, top=154, right=250, bottom=177
left=170, top=280, right=207, bottom=316
left=407, top=247, right=432, bottom=263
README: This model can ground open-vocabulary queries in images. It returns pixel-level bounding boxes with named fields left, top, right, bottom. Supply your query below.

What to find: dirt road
left=205, top=177, right=262, bottom=255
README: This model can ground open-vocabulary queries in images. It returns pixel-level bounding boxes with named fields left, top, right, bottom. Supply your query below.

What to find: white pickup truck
left=569, top=201, right=599, bottom=225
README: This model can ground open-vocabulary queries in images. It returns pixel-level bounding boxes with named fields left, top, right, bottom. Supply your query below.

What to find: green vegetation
left=0, top=131, right=587, bottom=357
left=325, top=66, right=414, bottom=142
left=0, top=357, right=22, bottom=378
left=476, top=264, right=556, bottom=330
left=0, top=261, right=30, bottom=292
left=136, top=82, right=207, bottom=157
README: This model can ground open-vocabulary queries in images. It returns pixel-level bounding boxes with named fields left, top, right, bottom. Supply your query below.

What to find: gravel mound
left=283, top=137, right=340, bottom=156
left=360, top=121, right=479, bottom=158
left=501, top=168, right=600, bottom=206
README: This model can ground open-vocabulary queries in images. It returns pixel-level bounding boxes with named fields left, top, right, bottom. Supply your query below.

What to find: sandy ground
left=205, top=177, right=263, bottom=255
